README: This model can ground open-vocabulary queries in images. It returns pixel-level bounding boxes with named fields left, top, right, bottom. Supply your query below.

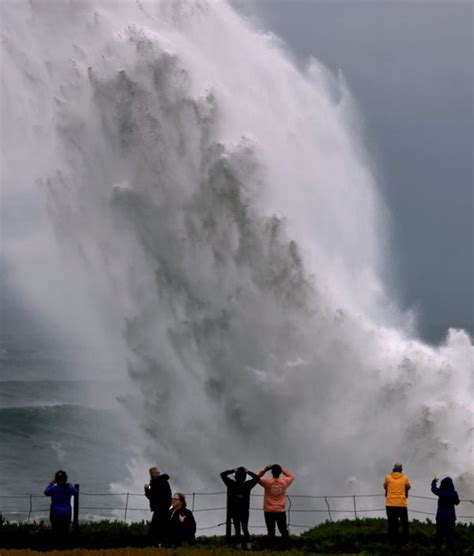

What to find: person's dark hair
left=174, top=492, right=187, bottom=508
left=440, top=477, right=455, bottom=491
left=271, top=464, right=282, bottom=477
left=235, top=467, right=247, bottom=482
left=54, top=470, right=68, bottom=484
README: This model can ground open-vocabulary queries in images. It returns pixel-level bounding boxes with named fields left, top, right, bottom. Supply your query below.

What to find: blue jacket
left=431, top=478, right=460, bottom=522
left=44, top=483, right=78, bottom=516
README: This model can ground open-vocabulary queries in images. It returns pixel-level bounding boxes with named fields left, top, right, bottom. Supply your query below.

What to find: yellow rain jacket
left=384, top=472, right=411, bottom=507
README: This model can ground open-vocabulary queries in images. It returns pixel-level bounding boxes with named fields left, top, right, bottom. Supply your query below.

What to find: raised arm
left=258, top=465, right=272, bottom=485
left=220, top=469, right=235, bottom=487
left=246, top=470, right=259, bottom=488
left=44, top=482, right=55, bottom=496
left=258, top=465, right=272, bottom=478
left=282, top=469, right=294, bottom=486
left=144, top=484, right=151, bottom=500
left=431, top=478, right=440, bottom=496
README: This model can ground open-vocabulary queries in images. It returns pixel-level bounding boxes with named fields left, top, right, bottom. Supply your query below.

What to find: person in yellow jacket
left=384, top=462, right=411, bottom=546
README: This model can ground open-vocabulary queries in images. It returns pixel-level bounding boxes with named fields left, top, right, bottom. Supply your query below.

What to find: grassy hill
left=1, top=518, right=473, bottom=554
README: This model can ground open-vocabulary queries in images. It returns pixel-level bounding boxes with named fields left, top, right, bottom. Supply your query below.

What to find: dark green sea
left=0, top=330, right=142, bottom=522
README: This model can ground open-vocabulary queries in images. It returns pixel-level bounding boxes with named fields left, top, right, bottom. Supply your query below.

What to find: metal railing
left=1, top=489, right=473, bottom=532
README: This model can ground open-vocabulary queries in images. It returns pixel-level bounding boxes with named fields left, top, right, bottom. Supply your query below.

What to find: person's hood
left=151, top=473, right=170, bottom=482
left=440, top=477, right=454, bottom=490
left=390, top=472, right=404, bottom=479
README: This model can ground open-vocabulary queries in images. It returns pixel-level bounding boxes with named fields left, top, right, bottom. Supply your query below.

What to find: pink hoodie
left=258, top=468, right=294, bottom=512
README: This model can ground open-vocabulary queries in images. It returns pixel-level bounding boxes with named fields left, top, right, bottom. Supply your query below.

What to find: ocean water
left=0, top=328, right=140, bottom=521
left=1, top=0, right=473, bottom=530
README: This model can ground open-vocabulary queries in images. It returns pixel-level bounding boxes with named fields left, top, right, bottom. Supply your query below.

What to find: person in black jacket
left=144, top=467, right=171, bottom=545
left=431, top=476, right=460, bottom=551
left=167, top=492, right=196, bottom=546
left=221, top=466, right=259, bottom=544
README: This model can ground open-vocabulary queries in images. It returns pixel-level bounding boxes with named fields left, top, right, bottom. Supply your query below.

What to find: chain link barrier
left=1, top=490, right=473, bottom=531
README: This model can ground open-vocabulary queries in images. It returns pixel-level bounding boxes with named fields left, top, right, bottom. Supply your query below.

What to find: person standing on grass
left=220, top=466, right=259, bottom=545
left=431, top=476, right=460, bottom=552
left=257, top=464, right=294, bottom=541
left=384, top=462, right=411, bottom=546
left=144, top=466, right=172, bottom=546
left=44, top=470, right=78, bottom=539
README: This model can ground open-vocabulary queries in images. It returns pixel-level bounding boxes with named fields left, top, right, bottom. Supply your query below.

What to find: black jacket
left=431, top=478, right=460, bottom=522
left=145, top=474, right=171, bottom=513
left=168, top=507, right=196, bottom=545
left=220, top=469, right=259, bottom=509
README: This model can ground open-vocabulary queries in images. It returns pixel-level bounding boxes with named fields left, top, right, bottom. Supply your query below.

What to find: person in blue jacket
left=44, top=470, right=78, bottom=536
left=431, top=476, right=460, bottom=551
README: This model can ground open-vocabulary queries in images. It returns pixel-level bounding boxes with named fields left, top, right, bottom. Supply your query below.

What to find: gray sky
left=233, top=0, right=473, bottom=342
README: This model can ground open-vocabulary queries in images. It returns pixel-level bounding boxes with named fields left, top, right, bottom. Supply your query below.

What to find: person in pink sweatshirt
left=258, top=464, right=294, bottom=540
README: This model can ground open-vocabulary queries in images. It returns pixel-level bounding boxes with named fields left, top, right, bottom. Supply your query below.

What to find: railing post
left=353, top=495, right=357, bottom=519
left=124, top=492, right=130, bottom=522
left=287, top=495, right=292, bottom=534
left=192, top=493, right=196, bottom=512
left=73, top=483, right=80, bottom=530
left=27, top=494, right=32, bottom=523
left=324, top=496, right=332, bottom=522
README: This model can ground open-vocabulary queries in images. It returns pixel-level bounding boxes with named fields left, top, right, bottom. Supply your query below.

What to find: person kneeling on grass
left=258, top=464, right=294, bottom=541
left=44, top=470, right=78, bottom=539
left=167, top=492, right=196, bottom=546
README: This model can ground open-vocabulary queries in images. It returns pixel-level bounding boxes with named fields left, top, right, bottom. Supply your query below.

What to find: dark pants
left=50, top=513, right=71, bottom=539
left=150, top=510, right=169, bottom=545
left=264, top=511, right=289, bottom=538
left=435, top=519, right=455, bottom=550
left=386, top=506, right=408, bottom=545
left=230, top=507, right=250, bottom=541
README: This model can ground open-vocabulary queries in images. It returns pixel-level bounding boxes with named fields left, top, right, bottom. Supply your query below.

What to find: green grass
left=299, top=517, right=473, bottom=554
left=0, top=518, right=473, bottom=554
left=0, top=549, right=307, bottom=555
